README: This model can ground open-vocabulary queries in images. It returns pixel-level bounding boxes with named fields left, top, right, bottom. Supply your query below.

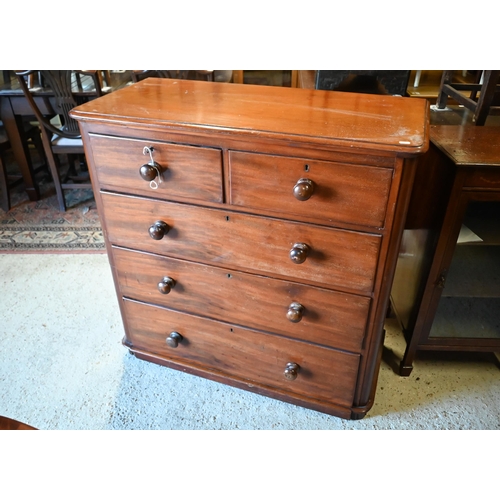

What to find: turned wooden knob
left=149, top=221, right=169, bottom=240
left=158, top=277, right=176, bottom=294
left=139, top=163, right=160, bottom=181
left=289, top=243, right=309, bottom=264
left=286, top=302, right=304, bottom=323
left=284, top=362, right=300, bottom=381
left=293, top=178, right=314, bottom=201
left=166, top=331, right=183, bottom=348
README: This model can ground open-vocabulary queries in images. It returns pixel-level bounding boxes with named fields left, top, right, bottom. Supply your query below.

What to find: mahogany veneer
left=0, top=416, right=36, bottom=430
left=71, top=79, right=429, bottom=419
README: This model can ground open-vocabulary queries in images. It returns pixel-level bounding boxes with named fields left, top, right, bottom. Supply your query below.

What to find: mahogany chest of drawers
left=72, top=79, right=429, bottom=419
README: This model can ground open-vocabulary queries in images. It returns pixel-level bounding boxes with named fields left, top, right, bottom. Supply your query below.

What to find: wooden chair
left=0, top=120, right=46, bottom=212
left=131, top=70, right=228, bottom=83
left=73, top=70, right=107, bottom=95
left=436, top=70, right=500, bottom=125
left=16, top=70, right=96, bottom=212
left=0, top=123, right=13, bottom=211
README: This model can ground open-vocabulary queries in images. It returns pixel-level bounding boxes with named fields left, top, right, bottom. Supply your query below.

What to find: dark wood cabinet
left=391, top=125, right=500, bottom=376
left=71, top=79, right=428, bottom=419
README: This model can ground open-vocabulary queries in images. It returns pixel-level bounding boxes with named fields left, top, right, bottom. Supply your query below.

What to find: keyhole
left=304, top=164, right=310, bottom=172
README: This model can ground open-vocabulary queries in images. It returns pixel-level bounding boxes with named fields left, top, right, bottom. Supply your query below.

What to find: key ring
left=143, top=146, right=162, bottom=190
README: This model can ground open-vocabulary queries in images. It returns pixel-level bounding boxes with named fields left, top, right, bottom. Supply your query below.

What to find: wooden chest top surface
left=71, top=78, right=429, bottom=155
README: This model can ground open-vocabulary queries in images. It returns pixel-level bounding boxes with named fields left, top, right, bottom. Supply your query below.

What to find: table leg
left=0, top=96, right=40, bottom=201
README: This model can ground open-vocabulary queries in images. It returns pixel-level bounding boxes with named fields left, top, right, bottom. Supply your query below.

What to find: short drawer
left=123, top=299, right=360, bottom=408
left=113, top=247, right=371, bottom=352
left=229, top=151, right=393, bottom=228
left=102, top=193, right=381, bottom=294
left=463, top=167, right=500, bottom=189
left=88, top=134, right=223, bottom=203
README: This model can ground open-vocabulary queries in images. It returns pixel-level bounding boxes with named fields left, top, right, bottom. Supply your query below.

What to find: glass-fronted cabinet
left=391, top=125, right=500, bottom=376
left=430, top=198, right=500, bottom=341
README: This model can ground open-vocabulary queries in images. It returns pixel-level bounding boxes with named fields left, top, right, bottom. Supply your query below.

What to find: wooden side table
left=391, top=125, right=500, bottom=375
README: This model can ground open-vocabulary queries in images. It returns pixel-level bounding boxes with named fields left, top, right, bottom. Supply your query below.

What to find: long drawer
left=123, top=298, right=360, bottom=408
left=88, top=134, right=223, bottom=203
left=229, top=151, right=393, bottom=228
left=102, top=192, right=381, bottom=293
left=113, top=247, right=371, bottom=352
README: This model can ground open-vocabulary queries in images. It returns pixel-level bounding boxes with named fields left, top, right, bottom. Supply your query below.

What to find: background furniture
left=16, top=70, right=95, bottom=211
left=391, top=125, right=500, bottom=375
left=315, top=70, right=411, bottom=95
left=232, top=70, right=297, bottom=87
left=72, top=78, right=428, bottom=419
left=436, top=70, right=500, bottom=125
left=0, top=120, right=45, bottom=212
left=0, top=71, right=130, bottom=204
left=132, top=70, right=233, bottom=83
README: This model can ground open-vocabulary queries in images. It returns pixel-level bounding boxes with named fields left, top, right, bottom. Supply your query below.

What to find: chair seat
left=51, top=134, right=83, bottom=148
left=16, top=70, right=100, bottom=211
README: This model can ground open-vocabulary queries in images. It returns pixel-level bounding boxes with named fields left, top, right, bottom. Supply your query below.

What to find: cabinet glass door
left=430, top=200, right=500, bottom=340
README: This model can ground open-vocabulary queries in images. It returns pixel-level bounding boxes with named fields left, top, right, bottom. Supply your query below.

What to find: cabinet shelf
left=430, top=297, right=500, bottom=339
left=442, top=245, right=500, bottom=298
left=460, top=201, right=500, bottom=246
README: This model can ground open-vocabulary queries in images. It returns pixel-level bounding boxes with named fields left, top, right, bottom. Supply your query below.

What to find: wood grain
left=123, top=298, right=360, bottom=408
left=0, top=416, right=36, bottom=430
left=229, top=150, right=393, bottom=228
left=112, top=246, right=371, bottom=352
left=71, top=79, right=429, bottom=155
left=72, top=79, right=429, bottom=418
left=89, top=134, right=223, bottom=203
left=102, top=192, right=381, bottom=294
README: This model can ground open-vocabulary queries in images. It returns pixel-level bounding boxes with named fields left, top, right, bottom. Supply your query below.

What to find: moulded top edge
left=71, top=79, right=430, bottom=155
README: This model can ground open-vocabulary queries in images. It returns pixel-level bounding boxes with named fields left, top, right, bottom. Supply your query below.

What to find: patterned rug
left=0, top=151, right=105, bottom=253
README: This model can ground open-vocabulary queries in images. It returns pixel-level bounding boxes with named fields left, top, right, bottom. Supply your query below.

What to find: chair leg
left=436, top=70, right=453, bottom=109
left=29, top=125, right=48, bottom=169
left=51, top=154, right=67, bottom=211
left=0, top=153, right=11, bottom=212
left=473, top=70, right=500, bottom=125
left=44, top=151, right=66, bottom=211
left=39, top=129, right=66, bottom=211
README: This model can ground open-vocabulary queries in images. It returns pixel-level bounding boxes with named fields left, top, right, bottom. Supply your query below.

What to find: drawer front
left=123, top=299, right=360, bottom=407
left=229, top=151, right=393, bottom=228
left=463, top=167, right=500, bottom=189
left=102, top=193, right=381, bottom=293
left=113, top=247, right=370, bottom=352
left=88, top=134, right=223, bottom=203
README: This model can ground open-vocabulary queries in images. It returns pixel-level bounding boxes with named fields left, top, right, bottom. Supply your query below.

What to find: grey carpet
left=1, top=253, right=499, bottom=430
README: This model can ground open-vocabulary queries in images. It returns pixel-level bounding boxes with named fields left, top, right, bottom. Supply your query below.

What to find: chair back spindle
left=16, top=70, right=98, bottom=211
